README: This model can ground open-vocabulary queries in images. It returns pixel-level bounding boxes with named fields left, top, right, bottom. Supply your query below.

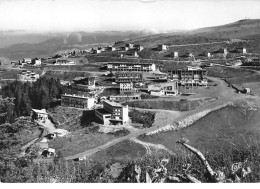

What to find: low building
left=54, top=59, right=75, bottom=65
left=115, top=72, right=143, bottom=83
left=157, top=44, right=169, bottom=51
left=61, top=94, right=95, bottom=109
left=107, top=62, right=156, bottom=72
left=174, top=52, right=178, bottom=58
left=109, top=94, right=141, bottom=102
left=148, top=81, right=179, bottom=96
left=121, top=47, right=129, bottom=51
left=95, top=100, right=129, bottom=125
left=73, top=77, right=95, bottom=89
left=108, top=47, right=116, bottom=51
left=23, top=58, right=32, bottom=64
left=31, top=109, right=48, bottom=121
left=17, top=70, right=40, bottom=82
left=126, top=43, right=134, bottom=48
left=93, top=49, right=102, bottom=54
left=168, top=67, right=207, bottom=86
left=135, top=45, right=144, bottom=51
left=31, top=58, right=41, bottom=66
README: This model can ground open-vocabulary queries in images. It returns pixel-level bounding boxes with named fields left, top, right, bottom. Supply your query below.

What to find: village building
left=17, top=70, right=40, bottom=82
left=23, top=58, right=32, bottom=64
left=54, top=59, right=75, bottom=65
left=174, top=52, right=179, bottom=58
left=31, top=58, right=41, bottom=66
left=115, top=72, right=143, bottom=83
left=31, top=109, right=49, bottom=121
left=61, top=94, right=95, bottom=109
left=107, top=62, right=156, bottom=72
left=95, top=100, right=129, bottom=125
left=108, top=46, right=116, bottom=51
left=157, top=44, right=169, bottom=51
left=121, top=46, right=129, bottom=51
left=126, top=43, right=134, bottom=48
left=167, top=67, right=208, bottom=86
left=148, top=81, right=179, bottom=96
left=72, top=77, right=95, bottom=88
left=109, top=94, right=141, bottom=102
left=135, top=45, right=144, bottom=51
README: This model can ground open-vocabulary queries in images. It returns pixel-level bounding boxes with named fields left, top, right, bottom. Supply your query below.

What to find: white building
left=174, top=52, right=178, bottom=58
left=243, top=48, right=247, bottom=54
left=31, top=109, right=48, bottom=121
left=95, top=100, right=129, bottom=125
left=157, top=44, right=169, bottom=51
left=31, top=58, right=41, bottom=66
left=54, top=59, right=75, bottom=65
left=23, top=58, right=32, bottom=64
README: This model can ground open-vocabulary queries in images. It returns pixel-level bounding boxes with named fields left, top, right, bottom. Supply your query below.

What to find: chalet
left=31, top=58, right=41, bottom=66
left=135, top=45, right=144, bottom=51
left=31, top=109, right=48, bottom=121
left=126, top=43, right=134, bottom=48
left=157, top=44, right=169, bottom=51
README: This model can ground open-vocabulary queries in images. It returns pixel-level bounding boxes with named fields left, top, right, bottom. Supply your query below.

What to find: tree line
left=0, top=76, right=64, bottom=124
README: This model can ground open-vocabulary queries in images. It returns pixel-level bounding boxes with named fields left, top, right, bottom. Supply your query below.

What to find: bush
left=129, top=110, right=155, bottom=128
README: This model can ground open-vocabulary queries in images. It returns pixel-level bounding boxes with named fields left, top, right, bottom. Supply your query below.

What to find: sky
left=0, top=0, right=260, bottom=33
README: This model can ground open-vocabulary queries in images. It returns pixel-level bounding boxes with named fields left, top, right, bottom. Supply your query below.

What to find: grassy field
left=88, top=140, right=147, bottom=163
left=138, top=100, right=260, bottom=154
left=206, top=66, right=255, bottom=79
left=49, top=130, right=119, bottom=157
left=124, top=97, right=215, bottom=111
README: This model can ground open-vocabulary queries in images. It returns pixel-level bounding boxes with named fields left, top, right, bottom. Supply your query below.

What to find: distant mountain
left=191, top=19, right=260, bottom=39
left=115, top=19, right=260, bottom=48
left=0, top=31, right=154, bottom=60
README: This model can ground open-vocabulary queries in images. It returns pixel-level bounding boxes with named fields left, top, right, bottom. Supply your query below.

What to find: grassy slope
left=138, top=101, right=260, bottom=153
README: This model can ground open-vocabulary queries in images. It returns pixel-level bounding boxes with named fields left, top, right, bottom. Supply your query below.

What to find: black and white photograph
left=0, top=0, right=260, bottom=184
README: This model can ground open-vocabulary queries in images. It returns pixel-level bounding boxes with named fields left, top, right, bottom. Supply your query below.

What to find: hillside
left=0, top=31, right=154, bottom=60
left=116, top=19, right=260, bottom=48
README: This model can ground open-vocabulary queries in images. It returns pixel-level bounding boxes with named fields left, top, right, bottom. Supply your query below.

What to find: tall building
left=95, top=100, right=129, bottom=125
left=115, top=72, right=143, bottom=83
left=61, top=94, right=95, bottom=109
left=167, top=67, right=207, bottom=86
left=107, top=62, right=156, bottom=72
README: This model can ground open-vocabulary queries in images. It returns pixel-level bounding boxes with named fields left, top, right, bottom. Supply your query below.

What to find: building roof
left=107, top=62, right=154, bottom=65
left=95, top=108, right=111, bottom=115
left=53, top=129, right=69, bottom=134
left=32, top=109, right=48, bottom=114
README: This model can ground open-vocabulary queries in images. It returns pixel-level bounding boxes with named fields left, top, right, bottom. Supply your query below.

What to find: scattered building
left=93, top=49, right=102, bottom=54
left=135, top=45, right=144, bottom=51
left=231, top=84, right=250, bottom=94
left=73, top=77, right=95, bottom=88
left=31, top=109, right=48, bottom=121
left=23, top=58, right=32, bottom=64
left=17, top=70, right=40, bottom=82
left=95, top=100, right=129, bottom=125
left=174, top=52, right=178, bottom=58
left=121, top=47, right=129, bottom=51
left=126, top=43, right=134, bottom=48
left=157, top=44, right=169, bottom=51
left=108, top=47, right=116, bottom=51
left=53, top=129, right=69, bottom=137
left=31, top=58, right=41, bottom=66
left=168, top=67, right=208, bottom=86
left=61, top=94, right=95, bottom=109
left=115, top=72, right=143, bottom=83
left=107, top=62, right=156, bottom=72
